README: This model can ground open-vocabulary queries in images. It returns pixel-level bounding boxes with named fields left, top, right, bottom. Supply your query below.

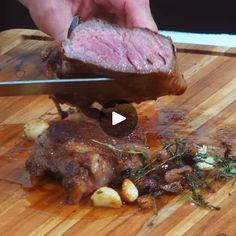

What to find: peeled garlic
left=91, top=187, right=122, bottom=208
left=197, top=145, right=208, bottom=155
left=196, top=156, right=216, bottom=170
left=121, top=178, right=139, bottom=203
left=24, top=119, right=49, bottom=140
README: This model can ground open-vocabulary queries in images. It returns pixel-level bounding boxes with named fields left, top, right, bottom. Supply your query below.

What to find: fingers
left=19, top=0, right=157, bottom=40
left=20, top=0, right=74, bottom=41
left=124, top=0, right=158, bottom=32
left=94, top=0, right=157, bottom=31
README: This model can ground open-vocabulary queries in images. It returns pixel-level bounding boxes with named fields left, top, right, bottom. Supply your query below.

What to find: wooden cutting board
left=0, top=29, right=235, bottom=236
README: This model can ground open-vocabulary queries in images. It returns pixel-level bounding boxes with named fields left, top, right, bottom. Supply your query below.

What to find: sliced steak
left=44, top=19, right=187, bottom=107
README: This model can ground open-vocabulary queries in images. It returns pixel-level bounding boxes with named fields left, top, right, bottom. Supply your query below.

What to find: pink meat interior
left=63, top=19, right=174, bottom=73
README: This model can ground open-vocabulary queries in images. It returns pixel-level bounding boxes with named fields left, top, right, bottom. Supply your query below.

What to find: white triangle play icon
left=112, top=111, right=126, bottom=126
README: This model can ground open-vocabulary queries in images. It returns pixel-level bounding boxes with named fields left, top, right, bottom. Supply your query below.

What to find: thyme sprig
left=215, top=156, right=236, bottom=178
left=183, top=143, right=236, bottom=210
left=133, top=139, right=186, bottom=182
left=184, top=173, right=220, bottom=210
left=134, top=152, right=185, bottom=182
left=163, top=139, right=186, bottom=166
left=92, top=138, right=235, bottom=211
left=91, top=139, right=149, bottom=159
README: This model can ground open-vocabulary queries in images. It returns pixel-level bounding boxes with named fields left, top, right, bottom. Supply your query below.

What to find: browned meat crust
left=26, top=116, right=146, bottom=203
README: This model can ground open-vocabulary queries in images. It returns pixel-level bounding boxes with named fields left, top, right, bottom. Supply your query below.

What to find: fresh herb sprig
left=183, top=142, right=235, bottom=210
left=134, top=152, right=185, bottom=182
left=183, top=173, right=220, bottom=210
left=215, top=156, right=236, bottom=178
left=92, top=139, right=235, bottom=211
left=91, top=139, right=149, bottom=159
left=133, top=139, right=186, bottom=182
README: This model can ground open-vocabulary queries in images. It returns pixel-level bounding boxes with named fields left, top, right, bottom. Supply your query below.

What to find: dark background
left=1, top=0, right=236, bottom=33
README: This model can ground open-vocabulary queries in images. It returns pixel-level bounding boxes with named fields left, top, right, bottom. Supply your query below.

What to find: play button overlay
left=112, top=112, right=126, bottom=126
left=99, top=100, right=138, bottom=138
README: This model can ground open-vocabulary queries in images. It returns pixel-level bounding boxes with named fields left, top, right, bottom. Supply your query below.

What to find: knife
left=0, top=78, right=114, bottom=97
left=0, top=76, right=160, bottom=105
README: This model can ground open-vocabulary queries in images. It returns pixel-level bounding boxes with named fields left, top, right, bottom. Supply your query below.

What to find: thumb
left=22, top=0, right=73, bottom=41
left=125, top=0, right=157, bottom=32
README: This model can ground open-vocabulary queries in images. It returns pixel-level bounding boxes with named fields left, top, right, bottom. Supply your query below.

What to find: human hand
left=19, top=0, right=157, bottom=41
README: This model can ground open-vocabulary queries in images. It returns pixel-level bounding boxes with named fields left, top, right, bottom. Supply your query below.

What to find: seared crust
left=26, top=116, right=146, bottom=203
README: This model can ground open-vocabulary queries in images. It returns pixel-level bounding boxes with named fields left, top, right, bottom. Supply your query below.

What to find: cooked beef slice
left=44, top=19, right=187, bottom=106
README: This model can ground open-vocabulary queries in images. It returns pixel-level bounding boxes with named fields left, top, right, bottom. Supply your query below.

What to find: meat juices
left=44, top=19, right=187, bottom=106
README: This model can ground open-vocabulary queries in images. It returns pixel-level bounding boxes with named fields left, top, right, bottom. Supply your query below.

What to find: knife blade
left=0, top=78, right=114, bottom=97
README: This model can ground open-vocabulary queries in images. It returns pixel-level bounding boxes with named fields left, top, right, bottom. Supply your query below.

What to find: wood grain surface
left=0, top=29, right=235, bottom=236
